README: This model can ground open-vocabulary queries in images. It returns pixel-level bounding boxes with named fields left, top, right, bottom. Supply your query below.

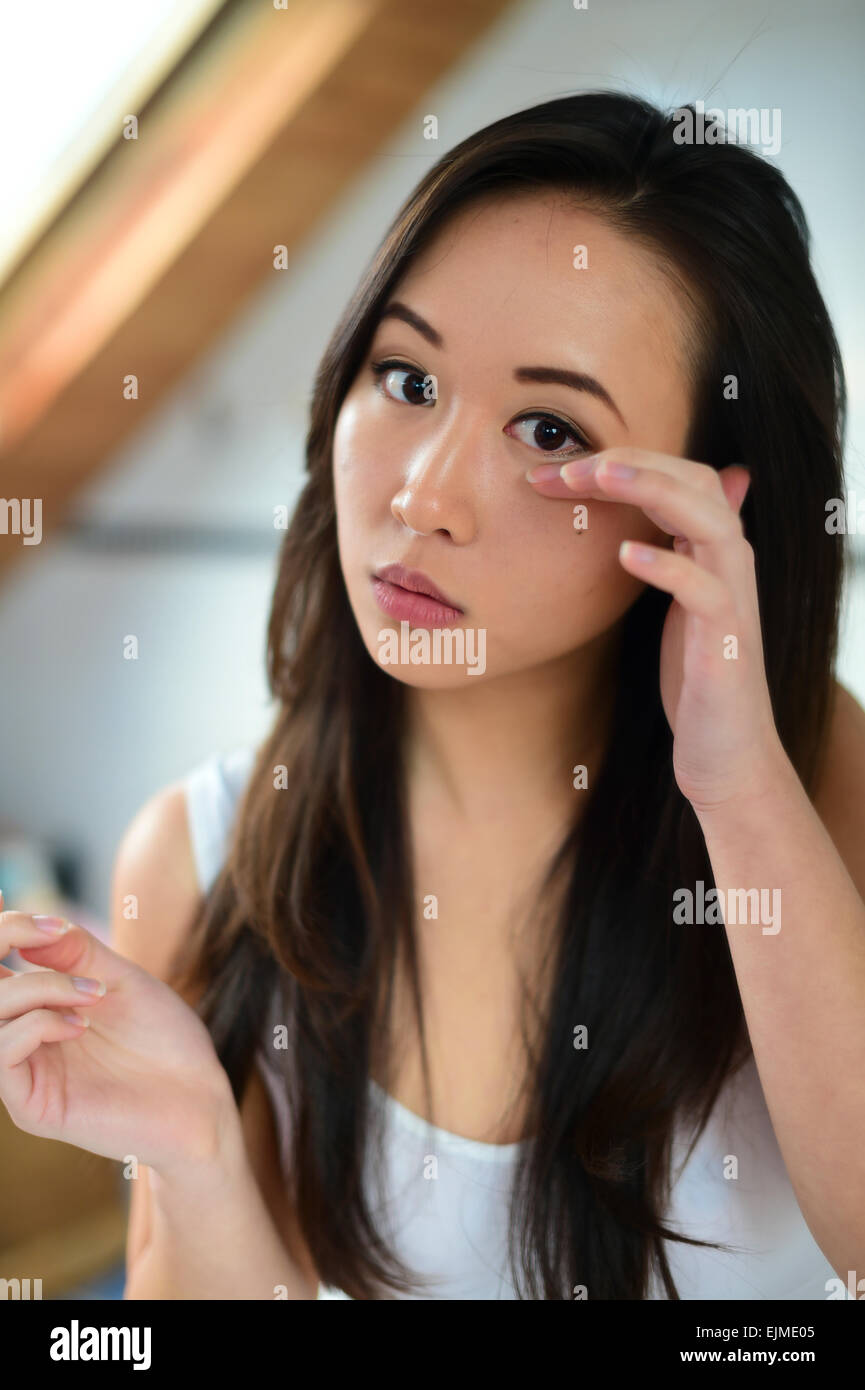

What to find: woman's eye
left=369, top=361, right=591, bottom=459
left=508, top=414, right=592, bottom=459
left=370, top=359, right=436, bottom=406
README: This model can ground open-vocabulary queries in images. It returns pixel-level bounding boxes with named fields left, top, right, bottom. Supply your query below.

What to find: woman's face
left=333, top=191, right=695, bottom=686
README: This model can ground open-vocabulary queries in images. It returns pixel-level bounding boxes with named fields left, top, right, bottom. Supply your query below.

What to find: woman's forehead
left=393, top=193, right=696, bottom=358
left=382, top=193, right=698, bottom=431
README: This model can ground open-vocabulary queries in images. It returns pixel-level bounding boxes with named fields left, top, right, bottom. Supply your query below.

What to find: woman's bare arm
left=695, top=682, right=865, bottom=1277
left=110, top=781, right=318, bottom=1299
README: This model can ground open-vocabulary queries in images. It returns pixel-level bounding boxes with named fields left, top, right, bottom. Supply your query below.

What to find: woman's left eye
left=507, top=414, right=592, bottom=459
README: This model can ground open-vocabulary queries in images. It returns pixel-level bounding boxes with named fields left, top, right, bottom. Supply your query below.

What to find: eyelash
left=369, top=358, right=594, bottom=459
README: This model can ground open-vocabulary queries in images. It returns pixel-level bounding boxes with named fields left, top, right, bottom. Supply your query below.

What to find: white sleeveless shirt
left=182, top=747, right=841, bottom=1300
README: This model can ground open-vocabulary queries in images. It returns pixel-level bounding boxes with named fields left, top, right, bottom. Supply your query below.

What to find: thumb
left=3, top=889, right=122, bottom=982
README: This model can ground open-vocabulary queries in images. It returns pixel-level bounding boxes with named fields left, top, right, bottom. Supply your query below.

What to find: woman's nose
left=390, top=419, right=480, bottom=542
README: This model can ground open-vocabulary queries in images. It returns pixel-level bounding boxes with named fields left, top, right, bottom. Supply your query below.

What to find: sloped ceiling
left=0, top=0, right=514, bottom=578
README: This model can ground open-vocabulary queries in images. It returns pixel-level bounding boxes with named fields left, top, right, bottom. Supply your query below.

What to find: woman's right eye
left=370, top=359, right=436, bottom=406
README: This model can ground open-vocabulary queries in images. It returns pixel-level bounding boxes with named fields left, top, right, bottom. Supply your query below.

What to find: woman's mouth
left=371, top=564, right=464, bottom=628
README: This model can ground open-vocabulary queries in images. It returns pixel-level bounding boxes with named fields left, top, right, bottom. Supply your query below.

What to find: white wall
left=1, top=0, right=863, bottom=914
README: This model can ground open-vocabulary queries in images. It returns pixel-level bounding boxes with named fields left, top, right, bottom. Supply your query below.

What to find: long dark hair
left=170, top=91, right=847, bottom=1298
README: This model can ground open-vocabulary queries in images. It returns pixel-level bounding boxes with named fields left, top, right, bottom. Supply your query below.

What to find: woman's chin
left=356, top=613, right=490, bottom=686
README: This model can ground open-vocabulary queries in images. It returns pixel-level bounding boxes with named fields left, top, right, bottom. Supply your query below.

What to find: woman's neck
left=404, top=624, right=622, bottom=828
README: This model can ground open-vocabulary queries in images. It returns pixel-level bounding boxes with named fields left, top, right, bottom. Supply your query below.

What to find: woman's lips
left=375, top=563, right=461, bottom=607
left=371, top=575, right=464, bottom=628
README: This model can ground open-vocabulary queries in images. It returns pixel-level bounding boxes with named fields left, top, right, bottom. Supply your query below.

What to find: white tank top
left=182, top=747, right=841, bottom=1300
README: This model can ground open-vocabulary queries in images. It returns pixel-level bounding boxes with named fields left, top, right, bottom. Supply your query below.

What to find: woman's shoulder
left=109, top=747, right=257, bottom=980
left=107, top=772, right=205, bottom=989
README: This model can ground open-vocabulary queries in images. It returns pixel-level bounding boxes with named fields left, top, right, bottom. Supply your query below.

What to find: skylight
left=0, top=0, right=224, bottom=285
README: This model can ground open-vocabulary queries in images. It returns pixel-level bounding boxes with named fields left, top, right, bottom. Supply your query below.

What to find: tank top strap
left=181, top=746, right=256, bottom=893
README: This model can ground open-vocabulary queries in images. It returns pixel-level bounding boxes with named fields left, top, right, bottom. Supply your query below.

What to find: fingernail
left=559, top=455, right=599, bottom=482
left=621, top=541, right=657, bottom=563
left=525, top=463, right=564, bottom=483
left=61, top=1012, right=89, bottom=1027
left=33, top=916, right=70, bottom=934
left=72, top=976, right=105, bottom=996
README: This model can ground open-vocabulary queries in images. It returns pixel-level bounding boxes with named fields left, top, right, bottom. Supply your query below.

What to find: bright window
left=0, top=0, right=224, bottom=284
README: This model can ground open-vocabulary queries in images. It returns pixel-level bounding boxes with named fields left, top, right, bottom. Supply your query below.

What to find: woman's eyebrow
left=379, top=301, right=444, bottom=348
left=513, top=366, right=626, bottom=427
left=377, top=300, right=626, bottom=428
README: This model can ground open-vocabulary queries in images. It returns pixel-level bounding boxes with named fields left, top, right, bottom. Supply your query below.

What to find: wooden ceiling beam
left=0, top=0, right=513, bottom=577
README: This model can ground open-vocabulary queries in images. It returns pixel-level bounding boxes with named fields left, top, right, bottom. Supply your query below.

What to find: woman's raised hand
left=0, top=890, right=234, bottom=1175
left=527, top=447, right=786, bottom=815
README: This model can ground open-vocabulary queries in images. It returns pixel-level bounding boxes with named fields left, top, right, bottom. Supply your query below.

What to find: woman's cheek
left=333, top=402, right=383, bottom=499
left=568, top=496, right=666, bottom=565
left=513, top=498, right=655, bottom=641
left=333, top=435, right=384, bottom=536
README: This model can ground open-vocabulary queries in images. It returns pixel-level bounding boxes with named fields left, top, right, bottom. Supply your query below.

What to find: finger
left=0, top=1008, right=89, bottom=1118
left=0, top=911, right=76, bottom=960
left=0, top=968, right=106, bottom=1022
left=525, top=459, right=603, bottom=497
left=566, top=462, right=743, bottom=547
left=526, top=446, right=730, bottom=496
left=618, top=540, right=730, bottom=622
left=0, top=908, right=123, bottom=985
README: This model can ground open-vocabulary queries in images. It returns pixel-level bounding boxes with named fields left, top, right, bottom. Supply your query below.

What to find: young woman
left=2, top=92, right=864, bottom=1301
